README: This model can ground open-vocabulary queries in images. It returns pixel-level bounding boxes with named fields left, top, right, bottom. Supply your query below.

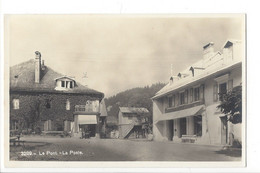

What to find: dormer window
left=55, top=76, right=76, bottom=90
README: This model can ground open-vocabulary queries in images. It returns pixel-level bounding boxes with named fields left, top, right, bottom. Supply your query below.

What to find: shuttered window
left=213, top=82, right=218, bottom=102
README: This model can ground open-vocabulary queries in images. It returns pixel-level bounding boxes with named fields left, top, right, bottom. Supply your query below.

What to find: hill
left=104, top=82, right=166, bottom=124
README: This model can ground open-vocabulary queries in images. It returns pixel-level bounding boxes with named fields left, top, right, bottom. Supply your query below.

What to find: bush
left=232, top=139, right=242, bottom=148
left=35, top=127, right=42, bottom=134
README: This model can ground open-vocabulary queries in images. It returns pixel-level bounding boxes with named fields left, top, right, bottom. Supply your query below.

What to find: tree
left=217, top=85, right=242, bottom=124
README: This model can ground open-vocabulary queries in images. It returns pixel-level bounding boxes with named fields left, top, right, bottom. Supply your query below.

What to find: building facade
left=152, top=40, right=243, bottom=145
left=10, top=51, right=106, bottom=138
left=118, top=107, right=149, bottom=139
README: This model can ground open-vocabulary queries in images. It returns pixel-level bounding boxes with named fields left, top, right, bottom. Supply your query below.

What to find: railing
left=165, top=99, right=205, bottom=113
left=75, top=105, right=99, bottom=113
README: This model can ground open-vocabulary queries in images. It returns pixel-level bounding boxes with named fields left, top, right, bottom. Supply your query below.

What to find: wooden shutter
left=213, top=83, right=218, bottom=102
left=200, top=84, right=204, bottom=100
left=228, top=79, right=233, bottom=91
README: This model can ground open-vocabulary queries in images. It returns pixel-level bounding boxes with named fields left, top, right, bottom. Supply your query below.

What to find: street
left=10, top=136, right=241, bottom=161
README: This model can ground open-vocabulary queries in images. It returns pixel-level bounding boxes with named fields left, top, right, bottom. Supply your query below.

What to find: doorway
left=220, top=116, right=228, bottom=144
left=180, top=118, right=187, bottom=137
left=167, top=120, right=174, bottom=141
left=79, top=124, right=96, bottom=138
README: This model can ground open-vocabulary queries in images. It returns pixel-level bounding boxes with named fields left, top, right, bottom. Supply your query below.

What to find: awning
left=78, top=115, right=97, bottom=125
left=155, top=105, right=205, bottom=123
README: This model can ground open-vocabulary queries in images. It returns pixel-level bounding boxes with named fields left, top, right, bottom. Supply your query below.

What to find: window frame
left=179, top=91, right=185, bottom=105
left=66, top=99, right=70, bottom=110
left=194, top=86, right=200, bottom=102
left=12, top=99, right=19, bottom=110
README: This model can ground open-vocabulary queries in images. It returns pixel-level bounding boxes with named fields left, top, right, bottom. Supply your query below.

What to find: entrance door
left=220, top=116, right=228, bottom=144
left=79, top=124, right=96, bottom=138
left=168, top=120, right=174, bottom=141
left=180, top=118, right=187, bottom=137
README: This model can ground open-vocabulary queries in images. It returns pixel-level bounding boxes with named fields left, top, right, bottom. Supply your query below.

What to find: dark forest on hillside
left=104, top=83, right=166, bottom=124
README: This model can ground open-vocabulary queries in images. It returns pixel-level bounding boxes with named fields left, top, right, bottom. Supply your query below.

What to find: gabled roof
left=153, top=40, right=242, bottom=99
left=54, top=76, right=75, bottom=81
left=119, top=107, right=149, bottom=114
left=10, top=59, right=104, bottom=97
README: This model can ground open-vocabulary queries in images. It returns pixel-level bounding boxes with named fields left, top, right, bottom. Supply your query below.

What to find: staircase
left=121, top=123, right=135, bottom=139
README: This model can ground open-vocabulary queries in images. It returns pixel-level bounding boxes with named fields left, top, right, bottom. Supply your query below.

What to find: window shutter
left=200, top=84, right=204, bottom=100
left=228, top=79, right=233, bottom=91
left=213, top=83, right=218, bottom=102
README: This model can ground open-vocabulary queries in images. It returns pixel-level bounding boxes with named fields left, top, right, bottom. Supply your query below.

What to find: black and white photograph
left=3, top=14, right=245, bottom=168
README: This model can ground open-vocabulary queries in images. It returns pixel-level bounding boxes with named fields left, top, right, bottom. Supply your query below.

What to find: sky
left=6, top=15, right=244, bottom=97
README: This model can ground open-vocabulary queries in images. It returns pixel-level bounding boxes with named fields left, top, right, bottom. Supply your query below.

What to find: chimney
left=203, top=42, right=215, bottom=59
left=169, top=77, right=173, bottom=85
left=35, top=51, right=41, bottom=83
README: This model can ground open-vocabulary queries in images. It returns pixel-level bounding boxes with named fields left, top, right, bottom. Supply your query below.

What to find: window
left=61, top=81, right=65, bottom=87
left=180, top=92, right=185, bottom=105
left=12, top=99, right=19, bottom=109
left=168, top=96, right=173, bottom=108
left=66, top=99, right=70, bottom=110
left=46, top=99, right=51, bottom=109
left=172, top=95, right=175, bottom=107
left=194, top=87, right=200, bottom=101
left=219, top=83, right=227, bottom=101
left=184, top=90, right=188, bottom=104
left=190, top=88, right=193, bottom=103
left=213, top=82, right=218, bottom=102
left=70, top=81, right=73, bottom=88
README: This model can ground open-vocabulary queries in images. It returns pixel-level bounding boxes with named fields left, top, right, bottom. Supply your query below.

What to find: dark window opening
left=61, top=81, right=65, bottom=87
left=168, top=96, right=173, bottom=107
left=219, top=83, right=227, bottom=101
left=190, top=88, right=193, bottom=103
left=70, top=81, right=73, bottom=88
left=194, top=115, right=202, bottom=136
left=180, top=118, right=187, bottom=137
left=46, top=99, right=51, bottom=109
left=194, top=87, right=200, bottom=101
left=180, top=92, right=185, bottom=105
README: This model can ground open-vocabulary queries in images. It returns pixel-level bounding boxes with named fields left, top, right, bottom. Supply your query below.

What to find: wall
left=10, top=92, right=101, bottom=131
left=153, top=99, right=169, bottom=141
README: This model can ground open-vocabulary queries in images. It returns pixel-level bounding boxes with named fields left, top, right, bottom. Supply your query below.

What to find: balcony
left=165, top=99, right=205, bottom=113
left=74, top=105, right=99, bottom=114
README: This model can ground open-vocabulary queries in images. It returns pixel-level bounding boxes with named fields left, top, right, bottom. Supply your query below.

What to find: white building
left=152, top=40, right=243, bottom=145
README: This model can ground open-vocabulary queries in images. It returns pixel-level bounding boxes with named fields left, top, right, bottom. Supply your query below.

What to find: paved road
left=10, top=136, right=241, bottom=161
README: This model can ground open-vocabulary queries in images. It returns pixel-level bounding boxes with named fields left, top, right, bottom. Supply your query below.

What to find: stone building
left=10, top=51, right=106, bottom=138
left=152, top=40, right=243, bottom=145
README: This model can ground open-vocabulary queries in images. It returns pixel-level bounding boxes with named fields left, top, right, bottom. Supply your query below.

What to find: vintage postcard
left=4, top=14, right=246, bottom=168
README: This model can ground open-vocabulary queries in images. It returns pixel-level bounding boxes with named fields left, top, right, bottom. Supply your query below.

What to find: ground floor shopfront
left=153, top=104, right=242, bottom=146
left=40, top=113, right=106, bottom=138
